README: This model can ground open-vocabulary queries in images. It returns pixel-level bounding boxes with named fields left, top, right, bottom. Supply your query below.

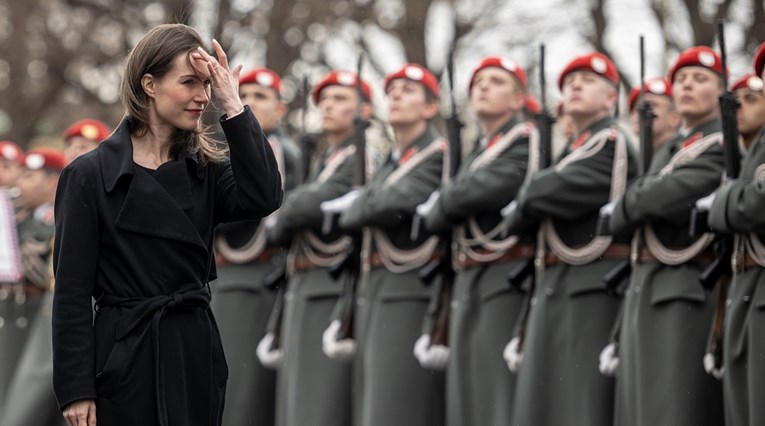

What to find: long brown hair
left=120, top=23, right=226, bottom=166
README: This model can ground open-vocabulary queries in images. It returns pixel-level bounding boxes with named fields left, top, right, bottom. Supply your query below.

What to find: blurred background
left=1, top=0, right=763, bottom=150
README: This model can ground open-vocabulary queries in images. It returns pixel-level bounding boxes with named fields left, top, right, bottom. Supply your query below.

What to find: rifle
left=330, top=53, right=369, bottom=340
left=703, top=21, right=740, bottom=372
left=264, top=74, right=316, bottom=349
left=418, top=48, right=463, bottom=346
left=602, top=35, right=654, bottom=293
left=507, top=44, right=554, bottom=350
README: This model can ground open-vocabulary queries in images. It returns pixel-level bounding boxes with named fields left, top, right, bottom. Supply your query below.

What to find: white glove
left=413, top=334, right=450, bottom=370
left=703, top=352, right=724, bottom=380
left=501, top=200, right=518, bottom=218
left=599, top=202, right=616, bottom=217
left=320, top=189, right=360, bottom=234
left=416, top=191, right=441, bottom=217
left=322, top=320, right=356, bottom=361
left=256, top=332, right=283, bottom=369
left=598, top=343, right=619, bottom=376
left=503, top=336, right=524, bottom=373
left=695, top=192, right=716, bottom=212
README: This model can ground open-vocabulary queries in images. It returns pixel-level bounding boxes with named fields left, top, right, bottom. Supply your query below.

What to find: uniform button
left=0, top=317, right=4, bottom=329
left=357, top=297, right=366, bottom=306
left=727, top=299, right=733, bottom=306
left=15, top=293, right=25, bottom=305
left=285, top=291, right=294, bottom=302
left=451, top=300, right=459, bottom=309
left=16, top=317, right=28, bottom=329
left=531, top=296, right=538, bottom=306
left=743, top=295, right=751, bottom=303
left=0, top=288, right=8, bottom=300
left=545, top=288, right=554, bottom=296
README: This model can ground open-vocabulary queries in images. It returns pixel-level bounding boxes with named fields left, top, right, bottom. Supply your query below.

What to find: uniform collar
left=99, top=118, right=202, bottom=193
left=480, top=117, right=521, bottom=148
left=391, top=125, right=439, bottom=164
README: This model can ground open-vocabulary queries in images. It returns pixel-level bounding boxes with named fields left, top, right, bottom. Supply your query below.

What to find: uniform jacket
left=52, top=107, right=282, bottom=425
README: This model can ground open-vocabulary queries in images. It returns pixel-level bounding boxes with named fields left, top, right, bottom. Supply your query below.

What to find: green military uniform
left=0, top=207, right=53, bottom=409
left=269, top=137, right=356, bottom=426
left=211, top=128, right=301, bottom=426
left=340, top=127, right=445, bottom=426
left=505, top=117, right=636, bottom=426
left=709, top=129, right=765, bottom=426
left=424, top=118, right=536, bottom=426
left=611, top=118, right=725, bottom=426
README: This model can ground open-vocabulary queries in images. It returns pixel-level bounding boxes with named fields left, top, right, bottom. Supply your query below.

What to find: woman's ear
left=141, top=74, right=156, bottom=99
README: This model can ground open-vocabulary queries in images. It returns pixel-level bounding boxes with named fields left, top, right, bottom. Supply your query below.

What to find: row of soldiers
left=0, top=119, right=111, bottom=426
left=213, top=40, right=765, bottom=426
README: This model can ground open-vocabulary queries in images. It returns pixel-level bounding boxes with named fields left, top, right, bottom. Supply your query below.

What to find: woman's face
left=146, top=52, right=212, bottom=131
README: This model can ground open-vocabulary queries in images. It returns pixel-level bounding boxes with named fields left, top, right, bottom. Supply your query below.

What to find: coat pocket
left=650, top=267, right=707, bottom=305
left=95, top=339, right=130, bottom=399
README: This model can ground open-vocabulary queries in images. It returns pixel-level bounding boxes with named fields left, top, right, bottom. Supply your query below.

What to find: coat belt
left=95, top=286, right=212, bottom=426
left=544, top=243, right=632, bottom=266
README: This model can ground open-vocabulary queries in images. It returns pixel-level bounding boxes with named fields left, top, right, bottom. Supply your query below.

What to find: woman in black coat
left=52, top=24, right=282, bottom=426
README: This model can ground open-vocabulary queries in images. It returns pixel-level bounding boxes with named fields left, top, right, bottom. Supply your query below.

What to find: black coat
left=52, top=107, right=282, bottom=426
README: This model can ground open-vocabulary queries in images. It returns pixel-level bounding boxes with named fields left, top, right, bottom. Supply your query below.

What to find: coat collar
left=99, top=118, right=203, bottom=194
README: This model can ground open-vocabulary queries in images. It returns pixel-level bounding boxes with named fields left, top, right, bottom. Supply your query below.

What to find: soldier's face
left=64, top=136, right=99, bottom=164
left=735, top=88, right=765, bottom=136
left=318, top=86, right=360, bottom=135
left=239, top=84, right=286, bottom=133
left=0, top=158, right=20, bottom=188
left=561, top=71, right=616, bottom=118
left=629, top=94, right=680, bottom=147
left=672, top=66, right=723, bottom=122
left=16, top=168, right=57, bottom=209
left=470, top=68, right=524, bottom=119
left=385, top=79, right=437, bottom=127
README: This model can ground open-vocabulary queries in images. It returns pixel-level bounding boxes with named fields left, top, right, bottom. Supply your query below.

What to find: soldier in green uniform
left=503, top=52, right=636, bottom=426
left=609, top=46, right=726, bottom=426
left=267, top=70, right=372, bottom=426
left=419, top=56, right=538, bottom=426
left=0, top=122, right=108, bottom=426
left=0, top=148, right=64, bottom=409
left=626, top=77, right=681, bottom=148
left=709, top=47, right=765, bottom=426
left=210, top=67, right=302, bottom=426
left=0, top=140, right=23, bottom=190
left=328, top=63, right=445, bottom=426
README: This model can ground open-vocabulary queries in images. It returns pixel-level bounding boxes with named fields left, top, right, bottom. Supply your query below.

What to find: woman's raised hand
left=191, top=39, right=244, bottom=118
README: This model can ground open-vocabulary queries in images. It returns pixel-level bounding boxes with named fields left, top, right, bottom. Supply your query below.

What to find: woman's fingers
left=212, top=39, right=229, bottom=71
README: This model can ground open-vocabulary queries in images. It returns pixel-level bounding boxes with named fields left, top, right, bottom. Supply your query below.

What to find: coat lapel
left=98, top=118, right=206, bottom=250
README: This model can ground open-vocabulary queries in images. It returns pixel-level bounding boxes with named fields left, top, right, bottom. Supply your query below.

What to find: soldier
left=267, top=70, right=372, bottom=426
left=1, top=123, right=107, bottom=426
left=416, top=56, right=537, bottom=426
left=609, top=46, right=726, bottom=426
left=709, top=45, right=765, bottom=426
left=732, top=73, right=765, bottom=151
left=62, top=119, right=111, bottom=164
left=0, top=148, right=64, bottom=409
left=0, top=140, right=24, bottom=189
left=327, top=63, right=445, bottom=426
left=211, top=67, right=301, bottom=426
left=502, top=52, right=636, bottom=426
left=627, top=78, right=681, bottom=147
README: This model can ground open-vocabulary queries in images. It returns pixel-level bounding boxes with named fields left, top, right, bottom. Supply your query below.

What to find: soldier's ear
left=275, top=101, right=288, bottom=121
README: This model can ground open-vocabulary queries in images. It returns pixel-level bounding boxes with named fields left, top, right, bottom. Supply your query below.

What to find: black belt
left=96, top=286, right=211, bottom=426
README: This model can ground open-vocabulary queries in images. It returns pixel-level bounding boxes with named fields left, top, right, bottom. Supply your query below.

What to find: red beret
left=628, top=78, right=672, bottom=112
left=754, top=42, right=765, bottom=78
left=469, top=56, right=528, bottom=91
left=24, top=148, right=66, bottom=172
left=312, top=70, right=372, bottom=105
left=731, top=73, right=764, bottom=92
left=524, top=95, right=541, bottom=115
left=239, top=67, right=282, bottom=93
left=558, top=52, right=619, bottom=89
left=0, top=141, right=24, bottom=165
left=384, top=64, right=440, bottom=99
left=63, top=119, right=111, bottom=144
left=668, top=46, right=723, bottom=84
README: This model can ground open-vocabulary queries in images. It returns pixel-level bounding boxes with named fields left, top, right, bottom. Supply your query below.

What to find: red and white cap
left=469, top=56, right=528, bottom=91
left=731, top=73, right=764, bottom=92
left=24, top=147, right=66, bottom=172
left=628, top=78, right=672, bottom=112
left=558, top=52, right=619, bottom=89
left=312, top=70, right=372, bottom=104
left=384, top=64, right=440, bottom=99
left=668, top=46, right=724, bottom=84
left=0, top=141, right=24, bottom=165
left=239, top=67, right=282, bottom=94
left=63, top=119, right=111, bottom=145
left=754, top=42, right=765, bottom=78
